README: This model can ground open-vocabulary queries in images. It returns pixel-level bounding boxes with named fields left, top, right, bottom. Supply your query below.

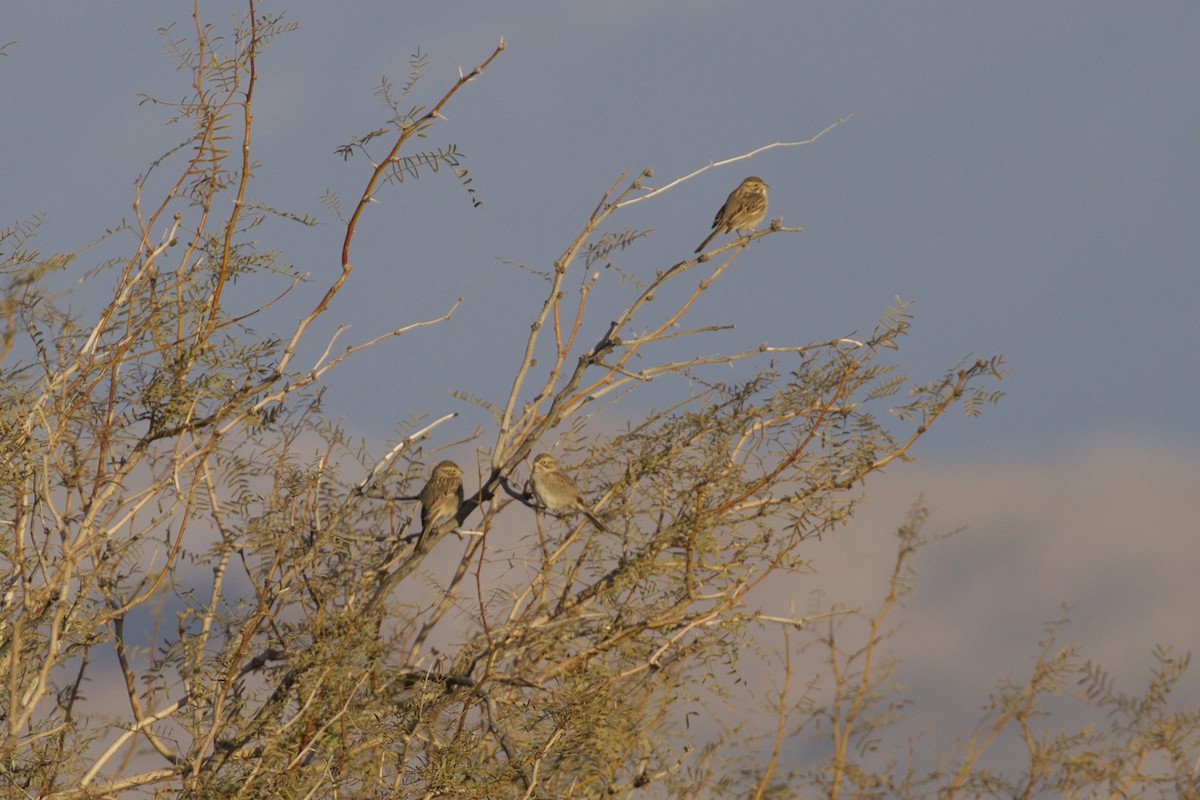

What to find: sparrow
left=695, top=176, right=769, bottom=253
left=529, top=452, right=610, bottom=533
left=416, top=460, right=463, bottom=546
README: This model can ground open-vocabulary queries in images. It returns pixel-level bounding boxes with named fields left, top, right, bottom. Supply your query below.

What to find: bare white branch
left=614, top=114, right=853, bottom=209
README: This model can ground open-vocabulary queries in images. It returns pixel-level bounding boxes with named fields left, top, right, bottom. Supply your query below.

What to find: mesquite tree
left=4, top=5, right=1196, bottom=800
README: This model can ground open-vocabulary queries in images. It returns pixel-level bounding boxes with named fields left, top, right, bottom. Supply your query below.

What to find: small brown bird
left=416, top=460, right=463, bottom=546
left=529, top=453, right=609, bottom=533
left=694, top=176, right=769, bottom=253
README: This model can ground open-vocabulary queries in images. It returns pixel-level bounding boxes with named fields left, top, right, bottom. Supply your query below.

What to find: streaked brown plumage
left=529, top=453, right=609, bottom=533
left=417, top=460, right=463, bottom=546
left=694, top=176, right=769, bottom=253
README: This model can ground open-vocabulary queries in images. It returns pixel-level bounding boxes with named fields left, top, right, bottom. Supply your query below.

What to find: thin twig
left=614, top=114, right=853, bottom=209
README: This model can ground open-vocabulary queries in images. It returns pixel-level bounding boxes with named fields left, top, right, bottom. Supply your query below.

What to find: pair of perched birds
left=415, top=177, right=770, bottom=544
left=416, top=453, right=608, bottom=545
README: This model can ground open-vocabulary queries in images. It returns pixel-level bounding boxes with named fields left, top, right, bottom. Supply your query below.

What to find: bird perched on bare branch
left=529, top=453, right=609, bottom=533
left=694, top=176, right=769, bottom=253
left=416, top=460, right=463, bottom=546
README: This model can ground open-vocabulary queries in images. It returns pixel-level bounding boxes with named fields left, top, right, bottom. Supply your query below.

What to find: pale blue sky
left=5, top=2, right=1198, bottom=461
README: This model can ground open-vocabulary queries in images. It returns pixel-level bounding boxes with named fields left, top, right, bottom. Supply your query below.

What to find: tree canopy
left=2, top=6, right=1197, bottom=799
